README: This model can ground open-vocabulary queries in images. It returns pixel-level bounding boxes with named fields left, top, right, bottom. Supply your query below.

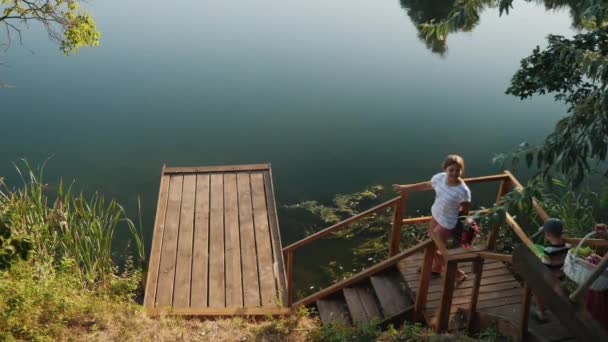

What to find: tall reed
left=0, top=159, right=145, bottom=287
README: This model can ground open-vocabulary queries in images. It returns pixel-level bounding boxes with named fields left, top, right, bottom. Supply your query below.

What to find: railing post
left=437, top=261, right=457, bottom=332
left=467, top=258, right=484, bottom=334
left=487, top=177, right=512, bottom=249
left=389, top=193, right=407, bottom=256
left=518, top=283, right=531, bottom=342
left=286, top=250, right=294, bottom=306
left=415, top=242, right=436, bottom=318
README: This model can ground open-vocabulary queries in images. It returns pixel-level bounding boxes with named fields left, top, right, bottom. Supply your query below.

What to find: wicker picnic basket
left=563, top=231, right=608, bottom=291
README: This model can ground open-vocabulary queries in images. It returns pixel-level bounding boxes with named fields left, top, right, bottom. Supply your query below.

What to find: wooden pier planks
left=144, top=164, right=287, bottom=316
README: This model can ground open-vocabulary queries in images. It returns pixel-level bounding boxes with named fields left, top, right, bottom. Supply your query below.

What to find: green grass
left=0, top=159, right=144, bottom=287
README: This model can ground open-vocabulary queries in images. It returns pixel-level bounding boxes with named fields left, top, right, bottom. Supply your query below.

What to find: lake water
left=1, top=0, right=576, bottom=290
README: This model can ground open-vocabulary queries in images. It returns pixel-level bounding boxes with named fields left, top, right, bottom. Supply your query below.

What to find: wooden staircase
left=315, top=266, right=414, bottom=327
left=282, top=171, right=608, bottom=341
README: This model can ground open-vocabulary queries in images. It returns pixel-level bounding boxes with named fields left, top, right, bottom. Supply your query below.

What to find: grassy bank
left=0, top=162, right=512, bottom=341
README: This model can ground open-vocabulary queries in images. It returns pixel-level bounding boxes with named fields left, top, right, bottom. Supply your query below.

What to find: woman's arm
left=392, top=181, right=433, bottom=193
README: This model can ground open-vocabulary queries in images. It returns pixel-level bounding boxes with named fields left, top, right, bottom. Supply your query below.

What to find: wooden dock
left=144, top=164, right=288, bottom=316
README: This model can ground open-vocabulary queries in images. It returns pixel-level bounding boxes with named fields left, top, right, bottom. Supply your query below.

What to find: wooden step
left=370, top=268, right=413, bottom=318
left=343, top=284, right=383, bottom=326
left=316, top=295, right=352, bottom=326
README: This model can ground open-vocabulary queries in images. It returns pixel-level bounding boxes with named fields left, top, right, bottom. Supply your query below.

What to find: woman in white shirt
left=393, top=155, right=471, bottom=282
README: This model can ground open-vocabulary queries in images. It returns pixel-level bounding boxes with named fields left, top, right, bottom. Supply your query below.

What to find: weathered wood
left=191, top=174, right=210, bottom=307
left=343, top=286, right=382, bottom=325
left=251, top=172, right=278, bottom=306
left=467, top=259, right=484, bottom=334
left=512, top=245, right=608, bottom=341
left=505, top=213, right=536, bottom=250
left=317, top=296, right=352, bottom=325
left=414, top=243, right=436, bottom=317
left=426, top=288, right=523, bottom=309
left=463, top=174, right=510, bottom=184
left=356, top=286, right=383, bottom=322
left=208, top=174, right=225, bottom=307
left=505, top=170, right=549, bottom=222
left=389, top=194, right=407, bottom=256
left=402, top=209, right=489, bottom=226
left=147, top=306, right=291, bottom=317
left=237, top=172, right=261, bottom=307
left=437, top=262, right=457, bottom=332
left=286, top=251, right=293, bottom=306
left=263, top=170, right=287, bottom=306
left=518, top=283, right=531, bottom=342
left=426, top=281, right=520, bottom=302
left=164, top=164, right=270, bottom=174
left=282, top=197, right=400, bottom=252
left=224, top=173, right=243, bottom=307
left=144, top=165, right=169, bottom=308
left=487, top=178, right=512, bottom=250
left=156, top=175, right=184, bottom=307
left=294, top=240, right=432, bottom=307
left=343, top=288, right=368, bottom=325
left=563, top=237, right=608, bottom=248
left=173, top=174, right=196, bottom=308
left=370, top=269, right=412, bottom=318
left=477, top=252, right=512, bottom=263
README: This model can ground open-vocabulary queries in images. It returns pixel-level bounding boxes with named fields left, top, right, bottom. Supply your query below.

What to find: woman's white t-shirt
left=430, top=172, right=471, bottom=229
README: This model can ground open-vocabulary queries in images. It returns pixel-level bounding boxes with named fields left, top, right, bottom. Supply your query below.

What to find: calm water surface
left=1, top=0, right=577, bottom=289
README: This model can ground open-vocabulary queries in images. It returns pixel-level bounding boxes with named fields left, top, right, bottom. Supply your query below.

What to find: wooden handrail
left=513, top=245, right=608, bottom=341
left=504, top=170, right=550, bottom=222
left=401, top=209, right=490, bottom=226
left=282, top=196, right=400, bottom=252
left=505, top=213, right=536, bottom=250
left=293, top=240, right=432, bottom=307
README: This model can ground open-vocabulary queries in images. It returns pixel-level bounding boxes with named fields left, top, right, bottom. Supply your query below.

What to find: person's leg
left=430, top=219, right=451, bottom=273
left=430, top=219, right=467, bottom=281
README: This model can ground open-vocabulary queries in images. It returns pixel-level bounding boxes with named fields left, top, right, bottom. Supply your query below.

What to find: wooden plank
left=512, top=245, right=608, bottom=341
left=237, top=173, right=261, bottom=307
left=403, top=260, right=502, bottom=281
left=164, top=164, right=270, bottom=174
left=208, top=173, right=225, bottom=307
left=371, top=269, right=412, bottom=317
left=389, top=194, right=406, bottom=256
left=414, top=243, right=436, bottom=316
left=251, top=172, right=278, bottom=307
left=518, top=283, right=531, bottom=342
left=529, top=320, right=575, bottom=342
left=505, top=213, right=536, bottom=250
left=426, top=288, right=523, bottom=309
left=426, top=295, right=522, bottom=317
left=155, top=175, right=184, bottom=307
left=147, top=306, right=291, bottom=317
left=224, top=173, right=243, bottom=307
left=427, top=272, right=515, bottom=293
left=467, top=259, right=484, bottom=333
left=144, top=166, right=169, bottom=308
left=293, top=240, right=431, bottom=307
left=505, top=171, right=549, bottom=222
left=263, top=170, right=287, bottom=306
left=437, top=262, right=457, bottom=332
left=427, top=281, right=520, bottom=302
left=317, top=296, right=352, bottom=325
left=173, top=174, right=196, bottom=308
left=282, top=196, right=399, bottom=252
left=191, top=174, right=210, bottom=308
left=356, top=286, right=383, bottom=322
left=343, top=287, right=367, bottom=325
left=404, top=262, right=506, bottom=283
